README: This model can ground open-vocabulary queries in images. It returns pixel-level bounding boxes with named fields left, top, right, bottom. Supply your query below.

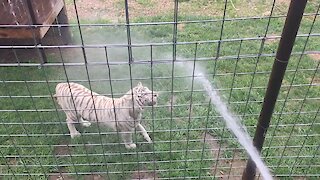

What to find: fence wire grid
left=0, top=0, right=319, bottom=179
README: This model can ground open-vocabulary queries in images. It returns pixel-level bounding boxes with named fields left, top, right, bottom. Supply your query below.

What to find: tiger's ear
left=137, top=82, right=142, bottom=86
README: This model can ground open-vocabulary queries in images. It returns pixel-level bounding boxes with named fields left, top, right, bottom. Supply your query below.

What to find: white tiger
left=54, top=82, right=158, bottom=149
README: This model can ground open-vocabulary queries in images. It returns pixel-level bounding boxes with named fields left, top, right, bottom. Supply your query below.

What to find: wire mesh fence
left=0, top=0, right=319, bottom=179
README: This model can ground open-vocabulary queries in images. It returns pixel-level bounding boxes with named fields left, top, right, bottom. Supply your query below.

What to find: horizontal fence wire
left=1, top=0, right=320, bottom=179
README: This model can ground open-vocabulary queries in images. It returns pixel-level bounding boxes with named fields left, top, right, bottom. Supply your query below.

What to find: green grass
left=1, top=2, right=320, bottom=180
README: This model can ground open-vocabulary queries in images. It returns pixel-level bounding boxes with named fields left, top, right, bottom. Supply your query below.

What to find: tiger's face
left=134, top=82, right=158, bottom=106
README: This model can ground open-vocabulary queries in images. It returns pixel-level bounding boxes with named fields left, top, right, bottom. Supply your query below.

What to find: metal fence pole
left=241, top=0, right=308, bottom=179
left=25, top=0, right=47, bottom=64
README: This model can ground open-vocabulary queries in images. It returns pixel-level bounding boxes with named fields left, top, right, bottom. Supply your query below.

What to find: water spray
left=179, top=62, right=273, bottom=180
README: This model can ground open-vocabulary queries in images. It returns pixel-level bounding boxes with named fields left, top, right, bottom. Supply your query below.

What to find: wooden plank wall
left=0, top=0, right=64, bottom=39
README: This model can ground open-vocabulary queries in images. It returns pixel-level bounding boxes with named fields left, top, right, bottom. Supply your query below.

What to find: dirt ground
left=50, top=139, right=107, bottom=180
left=308, top=52, right=320, bottom=62
left=131, top=169, right=158, bottom=180
left=202, top=132, right=247, bottom=179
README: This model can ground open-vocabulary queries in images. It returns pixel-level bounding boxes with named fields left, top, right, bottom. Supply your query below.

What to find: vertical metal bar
left=242, top=0, right=276, bottom=125
left=211, top=1, right=228, bottom=177
left=150, top=45, right=157, bottom=180
left=169, top=0, right=179, bottom=178
left=25, top=0, right=47, bottom=64
left=198, top=99, right=212, bottom=179
left=183, top=42, right=198, bottom=179
left=242, top=1, right=308, bottom=179
left=104, top=46, right=125, bottom=177
left=54, top=47, right=80, bottom=178
left=72, top=24, right=109, bottom=178
left=72, top=1, right=109, bottom=176
left=37, top=52, right=68, bottom=180
left=15, top=66, right=49, bottom=178
left=1, top=80, right=37, bottom=180
left=261, top=4, right=320, bottom=179
left=226, top=40, right=243, bottom=179
left=274, top=3, right=320, bottom=175
left=104, top=47, right=124, bottom=178
left=57, top=47, right=83, bottom=178
left=228, top=40, right=243, bottom=104
left=0, top=51, right=28, bottom=179
left=7, top=51, right=48, bottom=178
left=124, top=0, right=133, bottom=63
left=124, top=0, right=141, bottom=178
left=214, top=0, right=228, bottom=67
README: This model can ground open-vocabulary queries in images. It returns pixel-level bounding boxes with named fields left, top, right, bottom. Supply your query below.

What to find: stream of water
left=179, top=62, right=273, bottom=180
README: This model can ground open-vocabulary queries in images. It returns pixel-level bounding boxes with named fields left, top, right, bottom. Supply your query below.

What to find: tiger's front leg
left=66, top=118, right=81, bottom=138
left=137, top=124, right=152, bottom=143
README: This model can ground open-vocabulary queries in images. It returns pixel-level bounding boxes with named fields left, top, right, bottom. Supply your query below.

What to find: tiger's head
left=133, top=82, right=158, bottom=106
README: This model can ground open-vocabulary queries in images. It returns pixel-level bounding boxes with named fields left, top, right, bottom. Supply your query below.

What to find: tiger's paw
left=70, top=131, right=81, bottom=138
left=125, top=143, right=137, bottom=149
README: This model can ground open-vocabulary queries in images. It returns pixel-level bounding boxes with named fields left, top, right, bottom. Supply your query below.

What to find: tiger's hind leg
left=66, top=117, right=81, bottom=138
left=137, top=124, right=152, bottom=143
left=120, top=131, right=136, bottom=149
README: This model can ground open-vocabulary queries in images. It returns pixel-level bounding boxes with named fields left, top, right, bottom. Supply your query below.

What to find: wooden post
left=57, top=6, right=72, bottom=44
